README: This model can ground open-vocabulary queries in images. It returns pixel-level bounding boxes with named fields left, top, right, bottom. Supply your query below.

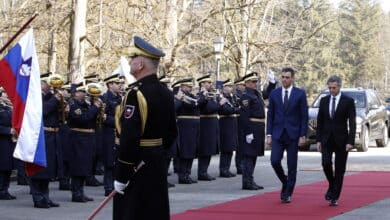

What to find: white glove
left=114, top=180, right=129, bottom=195
left=267, top=69, right=276, bottom=84
left=246, top=133, right=254, bottom=144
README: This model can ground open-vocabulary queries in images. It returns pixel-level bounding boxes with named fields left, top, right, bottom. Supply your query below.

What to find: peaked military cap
left=40, top=72, right=52, bottom=81
left=196, top=74, right=212, bottom=83
left=128, top=36, right=165, bottom=59
left=172, top=77, right=193, bottom=88
left=104, top=73, right=121, bottom=83
left=242, top=72, right=259, bottom=82
left=72, top=82, right=86, bottom=93
left=158, top=74, right=171, bottom=84
left=84, top=74, right=100, bottom=84
left=222, top=79, right=233, bottom=86
left=234, top=78, right=245, bottom=85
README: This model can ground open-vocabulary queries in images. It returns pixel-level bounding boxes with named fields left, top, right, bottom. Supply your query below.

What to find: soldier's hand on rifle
left=114, top=180, right=128, bottom=195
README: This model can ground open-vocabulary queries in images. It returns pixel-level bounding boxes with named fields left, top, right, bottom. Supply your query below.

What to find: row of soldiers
left=164, top=71, right=276, bottom=190
left=0, top=72, right=124, bottom=208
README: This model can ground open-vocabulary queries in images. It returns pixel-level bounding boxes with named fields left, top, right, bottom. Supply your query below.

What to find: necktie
left=331, top=97, right=336, bottom=119
left=283, top=90, right=289, bottom=110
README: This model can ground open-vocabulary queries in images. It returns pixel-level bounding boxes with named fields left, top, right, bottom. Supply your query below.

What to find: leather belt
left=44, top=127, right=59, bottom=132
left=219, top=114, right=239, bottom=118
left=70, top=128, right=95, bottom=133
left=177, top=115, right=200, bottom=119
left=140, top=138, right=163, bottom=147
left=200, top=114, right=218, bottom=118
left=249, top=118, right=265, bottom=123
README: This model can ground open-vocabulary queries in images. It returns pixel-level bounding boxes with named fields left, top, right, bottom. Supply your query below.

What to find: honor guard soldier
left=29, top=73, right=61, bottom=208
left=234, top=78, right=245, bottom=174
left=58, top=83, right=72, bottom=190
left=84, top=75, right=104, bottom=187
left=0, top=89, right=17, bottom=200
left=68, top=82, right=102, bottom=202
left=159, top=74, right=177, bottom=188
left=239, top=72, right=275, bottom=190
left=113, top=36, right=177, bottom=220
left=196, top=74, right=221, bottom=181
left=173, top=77, right=199, bottom=184
left=218, top=79, right=241, bottom=177
left=101, top=74, right=122, bottom=196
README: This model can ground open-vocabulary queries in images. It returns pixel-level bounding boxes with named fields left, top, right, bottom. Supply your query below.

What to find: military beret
left=222, top=79, right=233, bottom=86
left=128, top=36, right=165, bottom=59
left=234, top=78, right=245, bottom=85
left=104, top=73, right=121, bottom=84
left=196, top=74, right=212, bottom=83
left=242, top=72, right=259, bottom=82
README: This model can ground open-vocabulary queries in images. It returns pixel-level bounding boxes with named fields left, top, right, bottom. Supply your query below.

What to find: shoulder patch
left=242, top=99, right=249, bottom=107
left=74, top=108, right=82, bottom=115
left=123, top=105, right=135, bottom=119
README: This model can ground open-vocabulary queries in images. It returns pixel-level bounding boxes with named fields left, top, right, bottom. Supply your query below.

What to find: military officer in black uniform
left=159, top=74, right=177, bottom=188
left=196, top=74, right=227, bottom=181
left=101, top=74, right=122, bottom=196
left=113, top=36, right=177, bottom=220
left=174, top=77, right=199, bottom=184
left=234, top=78, right=245, bottom=175
left=0, top=89, right=17, bottom=200
left=29, top=73, right=61, bottom=208
left=68, top=82, right=102, bottom=202
left=218, top=79, right=241, bottom=177
left=239, top=72, right=275, bottom=190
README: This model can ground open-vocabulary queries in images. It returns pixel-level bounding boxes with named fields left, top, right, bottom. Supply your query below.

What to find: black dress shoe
left=198, top=174, right=216, bottom=181
left=178, top=178, right=192, bottom=184
left=281, top=196, right=291, bottom=203
left=48, top=200, right=60, bottom=207
left=242, top=184, right=260, bottom=190
left=72, top=196, right=87, bottom=203
left=0, top=193, right=16, bottom=200
left=220, top=171, right=236, bottom=178
left=85, top=178, right=102, bottom=187
left=252, top=182, right=264, bottom=190
left=329, top=199, right=338, bottom=206
left=83, top=195, right=94, bottom=201
left=168, top=182, right=175, bottom=188
left=189, top=178, right=198, bottom=183
left=34, top=201, right=50, bottom=208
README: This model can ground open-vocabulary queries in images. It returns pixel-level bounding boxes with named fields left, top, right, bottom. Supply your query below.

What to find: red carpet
left=172, top=172, right=390, bottom=220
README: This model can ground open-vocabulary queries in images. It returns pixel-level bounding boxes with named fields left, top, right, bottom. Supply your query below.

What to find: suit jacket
left=316, top=93, right=356, bottom=146
left=266, top=86, right=308, bottom=140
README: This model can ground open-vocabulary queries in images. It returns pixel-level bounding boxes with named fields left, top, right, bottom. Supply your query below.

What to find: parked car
left=304, top=88, right=389, bottom=152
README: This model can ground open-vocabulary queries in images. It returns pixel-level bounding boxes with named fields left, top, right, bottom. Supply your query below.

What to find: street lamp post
left=213, top=37, right=224, bottom=81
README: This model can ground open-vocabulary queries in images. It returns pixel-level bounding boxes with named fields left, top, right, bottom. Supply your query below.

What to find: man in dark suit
left=266, top=67, right=308, bottom=203
left=316, top=75, right=355, bottom=206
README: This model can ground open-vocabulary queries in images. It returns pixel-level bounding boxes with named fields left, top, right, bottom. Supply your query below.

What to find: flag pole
left=0, top=13, right=39, bottom=54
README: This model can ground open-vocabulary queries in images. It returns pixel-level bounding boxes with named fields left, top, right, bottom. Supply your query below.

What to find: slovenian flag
left=0, top=28, right=46, bottom=176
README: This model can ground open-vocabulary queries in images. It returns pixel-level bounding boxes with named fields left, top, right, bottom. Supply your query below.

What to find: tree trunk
left=164, top=0, right=178, bottom=74
left=47, top=0, right=57, bottom=74
left=68, top=0, right=88, bottom=83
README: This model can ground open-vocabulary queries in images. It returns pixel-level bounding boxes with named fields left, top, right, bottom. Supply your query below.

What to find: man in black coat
left=113, top=36, right=177, bottom=220
left=101, top=74, right=122, bottom=196
left=0, top=90, right=16, bottom=200
left=316, top=75, right=356, bottom=207
left=29, top=73, right=61, bottom=208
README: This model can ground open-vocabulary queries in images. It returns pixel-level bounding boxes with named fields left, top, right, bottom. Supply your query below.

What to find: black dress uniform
left=30, top=85, right=62, bottom=208
left=101, top=75, right=122, bottom=195
left=68, top=83, right=99, bottom=202
left=218, top=79, right=240, bottom=177
left=0, top=101, right=16, bottom=200
left=113, top=36, right=177, bottom=220
left=239, top=72, right=275, bottom=190
left=234, top=78, right=245, bottom=174
left=174, top=78, right=199, bottom=184
left=196, top=74, right=219, bottom=181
